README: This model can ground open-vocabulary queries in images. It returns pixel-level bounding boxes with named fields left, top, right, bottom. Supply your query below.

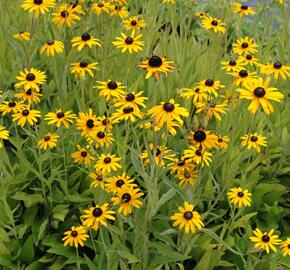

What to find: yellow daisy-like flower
left=196, top=79, right=225, bottom=97
left=15, top=68, right=46, bottom=92
left=14, top=31, right=30, bottom=41
left=95, top=154, right=122, bottom=174
left=0, top=125, right=9, bottom=149
left=168, top=156, right=190, bottom=174
left=176, top=167, right=198, bottom=188
left=81, top=203, right=115, bottom=230
left=183, top=146, right=212, bottom=167
left=189, top=129, right=218, bottom=149
left=195, top=100, right=228, bottom=122
left=21, top=0, right=55, bottom=17
left=105, top=172, right=137, bottom=193
left=201, top=16, right=226, bottom=33
left=237, top=77, right=284, bottom=114
left=240, top=133, right=267, bottom=152
left=96, top=116, right=113, bottom=131
left=45, top=109, right=76, bottom=128
left=280, top=238, right=290, bottom=256
left=71, top=145, right=94, bottom=165
left=70, top=61, right=98, bottom=79
left=94, top=80, right=126, bottom=101
left=12, top=107, right=41, bottom=127
left=112, top=186, right=144, bottom=216
left=52, top=5, right=81, bottom=28
left=250, top=228, right=281, bottom=254
left=91, top=2, right=111, bottom=15
left=227, top=187, right=252, bottom=208
left=112, top=33, right=144, bottom=53
left=112, top=106, right=144, bottom=123
left=214, top=135, right=230, bottom=149
left=138, top=55, right=175, bottom=80
left=141, top=143, right=176, bottom=167
left=228, top=69, right=257, bottom=86
left=40, top=40, right=64, bottom=57
left=259, top=61, right=290, bottom=80
left=89, top=171, right=106, bottom=189
left=233, top=37, right=258, bottom=55
left=14, top=88, right=42, bottom=105
left=195, top=12, right=207, bottom=18
left=179, top=86, right=208, bottom=104
left=71, top=33, right=101, bottom=51
left=162, top=0, right=176, bottom=3
left=147, top=99, right=189, bottom=130
left=76, top=108, right=98, bottom=137
left=109, top=5, right=129, bottom=19
left=170, top=201, right=204, bottom=234
left=61, top=3, right=85, bottom=15
left=38, top=133, right=59, bottom=150
left=238, top=54, right=259, bottom=66
left=0, top=101, right=24, bottom=115
left=233, top=3, right=256, bottom=17
left=221, top=58, right=245, bottom=72
left=114, top=91, right=147, bottom=110
left=123, top=16, right=146, bottom=34
left=87, top=129, right=114, bottom=148
left=62, top=226, right=89, bottom=248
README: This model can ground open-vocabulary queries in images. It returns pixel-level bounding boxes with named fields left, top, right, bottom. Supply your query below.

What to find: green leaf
left=116, top=250, right=141, bottom=264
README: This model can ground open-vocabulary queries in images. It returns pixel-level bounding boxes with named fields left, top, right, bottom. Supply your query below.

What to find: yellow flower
left=109, top=5, right=129, bottom=19
left=112, top=106, right=144, bottom=123
left=71, top=145, right=94, bottom=165
left=71, top=33, right=101, bottom=51
left=170, top=201, right=204, bottom=234
left=92, top=2, right=111, bottom=15
left=87, top=128, right=114, bottom=148
left=122, top=16, right=146, bottom=34
left=138, top=55, right=175, bottom=80
left=228, top=69, right=257, bottom=86
left=237, top=77, right=284, bottom=114
left=89, top=171, right=106, bottom=189
left=233, top=3, right=256, bottom=17
left=112, top=33, right=144, bottom=53
left=70, top=61, right=98, bottom=79
left=94, top=154, right=122, bottom=174
left=38, top=133, right=59, bottom=150
left=227, top=187, right=252, bottom=208
left=214, top=135, right=230, bottom=149
left=76, top=108, right=98, bottom=137
left=14, top=88, right=42, bottom=104
left=94, top=80, right=126, bottom=101
left=195, top=12, right=207, bottom=18
left=196, top=79, right=225, bottom=97
left=52, top=5, right=81, bottom=27
left=189, top=129, right=218, bottom=149
left=176, top=167, right=198, bottom=188
left=201, top=16, right=226, bottom=33
left=0, top=101, right=24, bottom=115
left=62, top=226, right=89, bottom=248
left=221, top=58, right=245, bottom=72
left=238, top=54, right=259, bottom=66
left=12, top=107, right=41, bottom=127
left=250, top=228, right=281, bottom=254
left=15, top=68, right=46, bottom=91
left=40, top=40, right=64, bottom=57
left=114, top=91, right=147, bottom=110
left=45, top=109, right=76, bottom=128
left=162, top=0, right=176, bottom=3
left=0, top=125, right=9, bottom=149
left=280, top=238, right=290, bottom=256
left=241, top=133, right=267, bottom=152
left=81, top=203, right=115, bottom=230
left=21, top=0, right=55, bottom=17
left=112, top=186, right=144, bottom=216
left=259, top=61, right=290, bottom=80
left=14, top=31, right=30, bottom=41
left=105, top=172, right=137, bottom=193
left=183, top=146, right=212, bottom=167
left=168, top=156, right=191, bottom=174
left=233, top=37, right=258, bottom=55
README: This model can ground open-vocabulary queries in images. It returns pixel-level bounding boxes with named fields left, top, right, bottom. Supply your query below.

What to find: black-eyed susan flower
left=94, top=80, right=126, bottom=101
left=71, top=33, right=101, bottom=51
left=91, top=2, right=111, bottom=15
left=38, top=133, right=59, bottom=150
left=195, top=12, right=207, bottom=18
left=147, top=99, right=189, bottom=130
left=21, top=0, right=55, bottom=17
left=114, top=91, right=147, bottom=110
left=61, top=2, right=85, bottom=15
left=138, top=55, right=175, bottom=80
left=40, top=40, right=64, bottom=57
left=233, top=3, right=256, bottom=17
left=259, top=61, right=290, bottom=80
left=71, top=145, right=94, bottom=165
left=189, top=129, right=218, bottom=149
left=227, top=187, right=252, bottom=208
left=112, top=186, right=144, bottom=216
left=184, top=146, right=212, bottom=167
left=62, top=226, right=89, bottom=248
left=70, top=61, right=98, bottom=79
left=0, top=126, right=9, bottom=148
left=237, top=77, right=284, bottom=114
left=233, top=37, right=258, bottom=55
left=12, top=107, right=41, bottom=127
left=170, top=201, right=204, bottom=234
left=15, top=68, right=46, bottom=91
left=96, top=116, right=113, bottom=131
left=123, top=16, right=146, bottom=33
left=221, top=59, right=245, bottom=72
left=14, top=88, right=42, bottom=104
left=76, top=108, right=98, bottom=137
left=109, top=5, right=129, bottom=19
left=87, top=129, right=114, bottom=148
left=89, top=171, right=106, bottom=189
left=105, top=172, right=137, bottom=193
left=141, top=143, right=176, bottom=167
left=196, top=79, right=225, bottom=97
left=214, top=135, right=230, bottom=149
left=52, top=5, right=81, bottom=27
left=95, top=153, right=121, bottom=174
left=179, top=86, right=208, bottom=104
left=176, top=166, right=197, bottom=188
left=201, top=16, right=226, bottom=33
left=281, top=238, right=290, bottom=256
left=45, top=109, right=76, bottom=128
left=168, top=156, right=190, bottom=174
left=112, top=106, right=144, bottom=123
left=112, top=33, right=144, bottom=53
left=81, top=203, right=115, bottom=230
left=195, top=100, right=228, bottom=122
left=14, top=31, right=30, bottom=41
left=238, top=54, right=259, bottom=66
left=250, top=228, right=281, bottom=254
left=0, top=101, right=24, bottom=115
left=228, top=69, right=257, bottom=86
left=241, top=133, right=267, bottom=152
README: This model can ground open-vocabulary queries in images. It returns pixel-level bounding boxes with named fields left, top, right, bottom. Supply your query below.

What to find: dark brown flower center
left=246, top=54, right=252, bottom=60
left=184, top=172, right=190, bottom=179
left=254, top=87, right=266, bottom=98
left=81, top=33, right=91, bottom=41
left=195, top=88, right=200, bottom=93
left=86, top=119, right=95, bottom=128
left=148, top=55, right=163, bottom=68
left=71, top=230, right=78, bottom=237
left=61, top=10, right=68, bottom=17
left=22, top=109, right=29, bottom=116
left=57, top=112, right=65, bottom=118
left=121, top=193, right=131, bottom=203
left=125, top=37, right=134, bottom=45
left=237, top=191, right=244, bottom=198
left=239, top=70, right=248, bottom=77
left=104, top=157, right=111, bottom=164
left=183, top=211, right=193, bottom=220
left=218, top=138, right=223, bottom=143
left=8, top=101, right=16, bottom=107
left=250, top=136, right=258, bottom=142
left=97, top=175, right=103, bottom=181
left=177, top=160, right=185, bottom=166
left=107, top=81, right=118, bottom=90
left=126, top=93, right=135, bottom=101
left=205, top=79, right=214, bottom=86
left=274, top=62, right=282, bottom=69
left=241, top=5, right=248, bottom=10
left=44, top=136, right=51, bottom=141
left=26, top=73, right=36, bottom=81
left=92, top=207, right=103, bottom=217
left=123, top=106, right=134, bottom=114
left=229, top=60, right=236, bottom=66
left=193, top=130, right=206, bottom=142
left=163, top=103, right=175, bottom=112
left=34, top=0, right=43, bottom=4
left=211, top=20, right=218, bottom=26
left=131, top=20, right=137, bottom=26
left=116, top=179, right=125, bottom=187
left=81, top=151, right=88, bottom=157
left=98, top=3, right=104, bottom=7
left=97, top=131, right=105, bottom=138
left=115, top=6, right=121, bottom=11
left=195, top=150, right=202, bottom=156
left=262, top=235, right=270, bottom=243
left=26, top=89, right=32, bottom=95
left=80, top=62, right=88, bottom=68
left=47, top=40, right=54, bottom=46
left=102, top=119, right=109, bottom=126
left=241, top=42, right=249, bottom=48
